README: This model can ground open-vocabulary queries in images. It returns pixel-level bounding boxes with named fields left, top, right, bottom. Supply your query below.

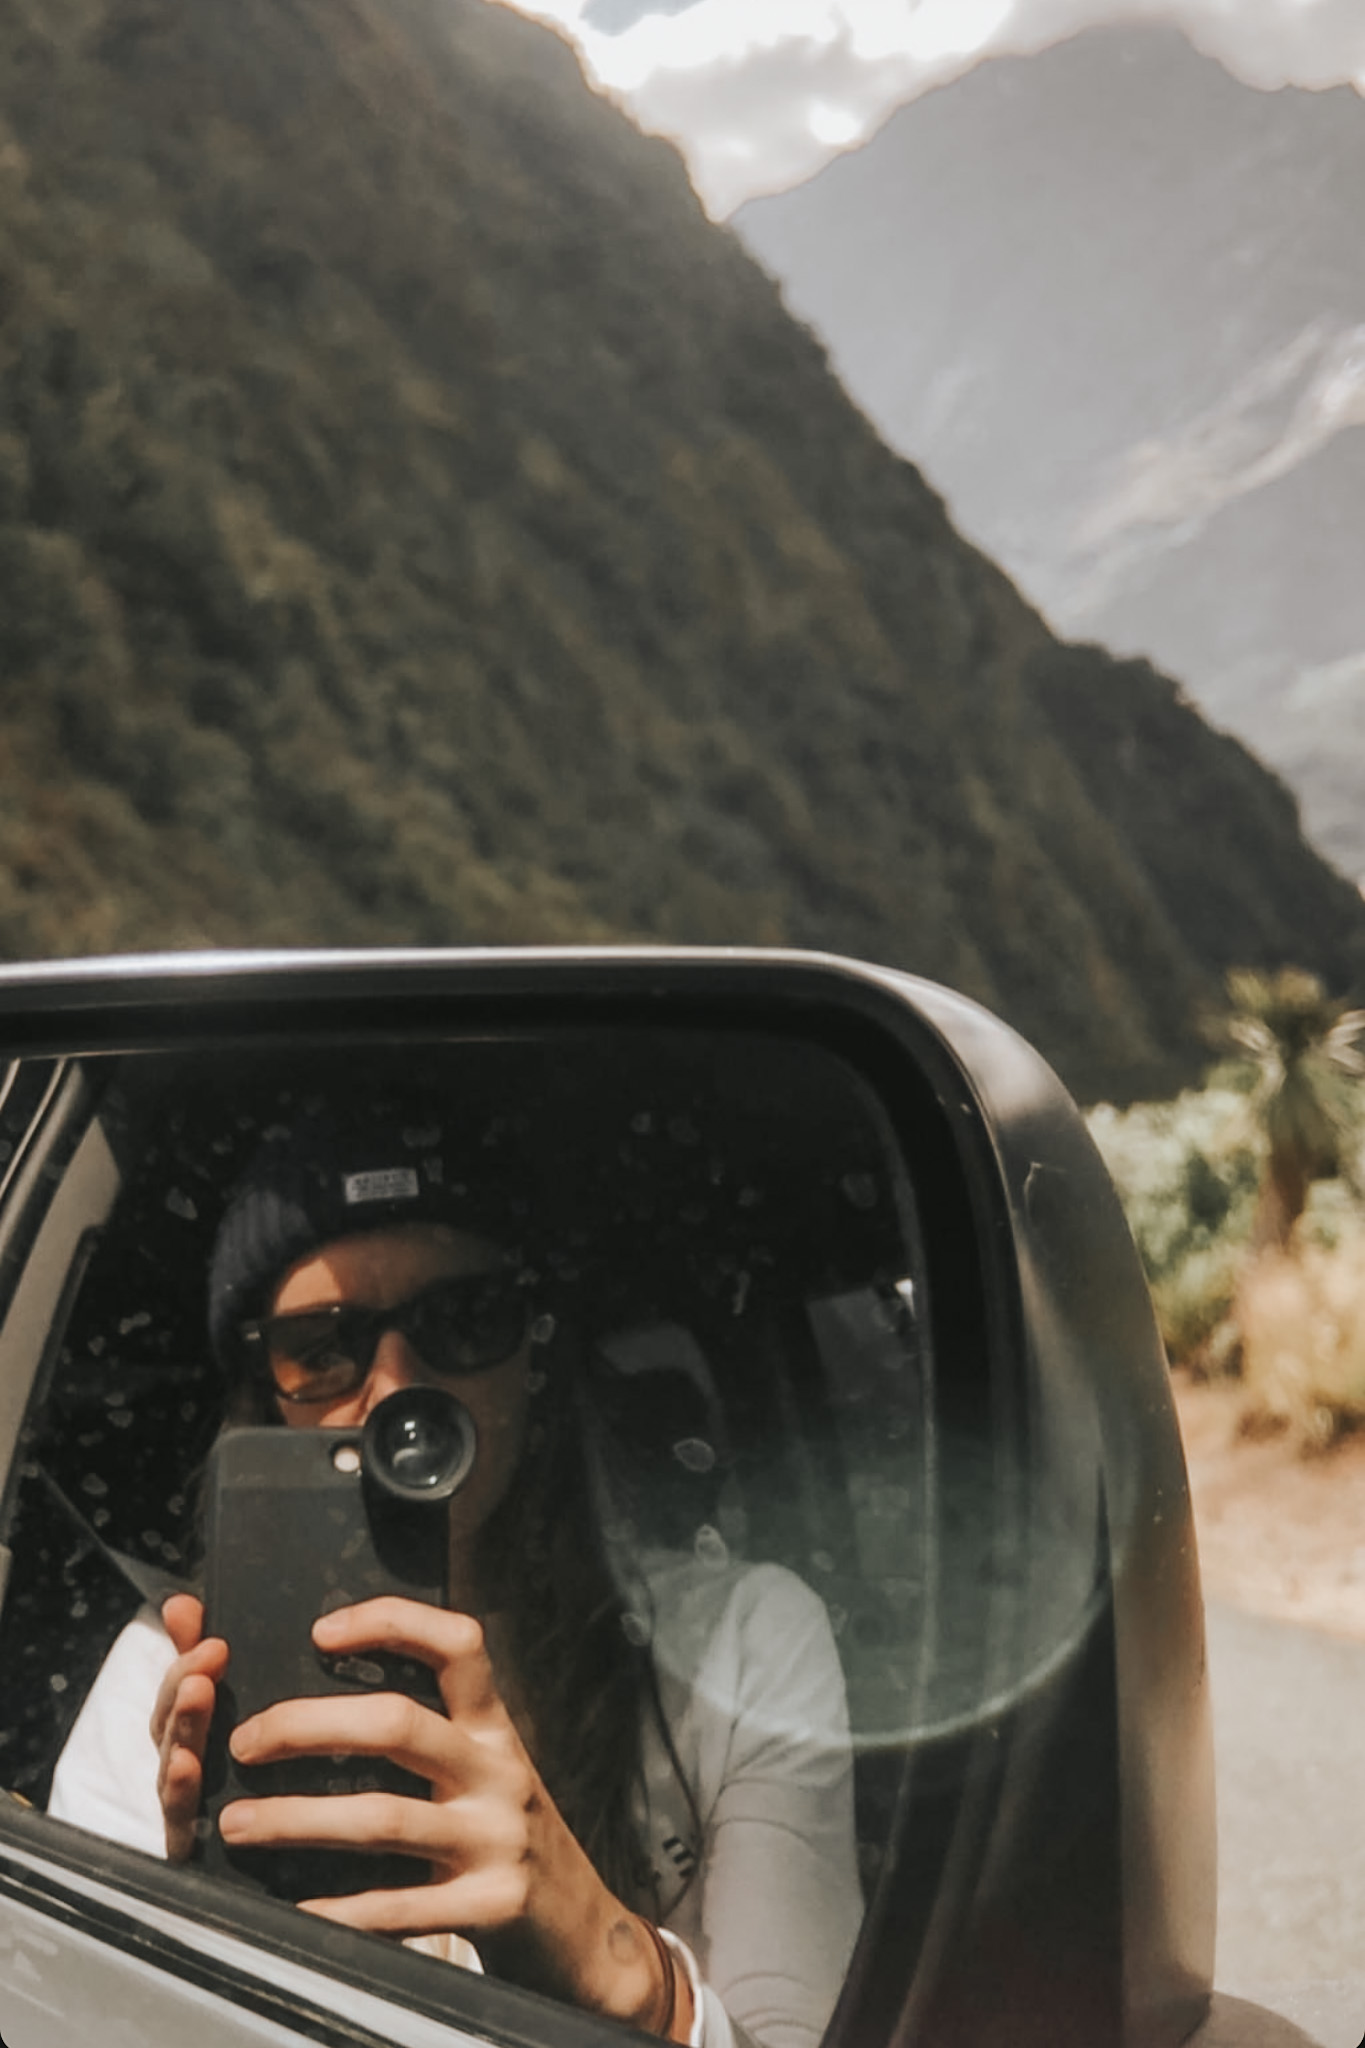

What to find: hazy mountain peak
left=736, top=15, right=1365, bottom=881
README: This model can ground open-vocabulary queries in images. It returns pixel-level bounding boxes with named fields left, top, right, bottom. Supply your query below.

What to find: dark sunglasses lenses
left=261, top=1275, right=530, bottom=1403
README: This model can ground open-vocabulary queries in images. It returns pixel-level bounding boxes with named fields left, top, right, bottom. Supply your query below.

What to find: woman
left=49, top=1100, right=862, bottom=2048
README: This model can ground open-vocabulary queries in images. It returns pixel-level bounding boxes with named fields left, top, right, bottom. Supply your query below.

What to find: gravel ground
left=1174, top=1375, right=1365, bottom=1642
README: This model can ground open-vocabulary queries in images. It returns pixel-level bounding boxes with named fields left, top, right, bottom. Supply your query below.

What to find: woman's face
left=268, top=1220, right=535, bottom=1552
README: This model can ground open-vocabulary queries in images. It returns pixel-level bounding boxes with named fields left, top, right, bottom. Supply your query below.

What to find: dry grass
left=1237, top=1227, right=1365, bottom=1450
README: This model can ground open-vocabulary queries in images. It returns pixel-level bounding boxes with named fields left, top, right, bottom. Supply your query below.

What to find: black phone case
left=200, top=1425, right=448, bottom=1903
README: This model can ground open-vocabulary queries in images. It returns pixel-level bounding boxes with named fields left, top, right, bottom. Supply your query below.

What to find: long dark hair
left=475, top=1338, right=657, bottom=1907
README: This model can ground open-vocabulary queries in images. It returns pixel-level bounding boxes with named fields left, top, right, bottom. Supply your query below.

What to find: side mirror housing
left=0, top=947, right=1213, bottom=2048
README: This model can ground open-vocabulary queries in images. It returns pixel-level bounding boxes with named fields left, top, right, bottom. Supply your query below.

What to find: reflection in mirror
left=0, top=1028, right=1099, bottom=2045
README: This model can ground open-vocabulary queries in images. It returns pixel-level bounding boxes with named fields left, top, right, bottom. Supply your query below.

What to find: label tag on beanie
left=344, top=1167, right=421, bottom=1205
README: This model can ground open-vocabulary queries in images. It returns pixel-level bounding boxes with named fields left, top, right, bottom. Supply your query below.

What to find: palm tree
left=1223, top=967, right=1365, bottom=1251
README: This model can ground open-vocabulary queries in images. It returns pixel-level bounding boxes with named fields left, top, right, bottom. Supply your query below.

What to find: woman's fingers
left=297, top=1867, right=530, bottom=1937
left=219, top=1787, right=516, bottom=1861
left=311, top=1598, right=497, bottom=1719
left=230, top=1690, right=475, bottom=1782
left=162, top=1593, right=206, bottom=1657
left=156, top=1671, right=220, bottom=1863
left=218, top=1784, right=532, bottom=1939
left=150, top=1641, right=227, bottom=1745
left=295, top=1884, right=443, bottom=1933
left=158, top=1740, right=206, bottom=1863
left=150, top=1602, right=229, bottom=1862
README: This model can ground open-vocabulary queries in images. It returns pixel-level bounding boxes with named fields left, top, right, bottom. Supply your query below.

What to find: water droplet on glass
left=827, top=1605, right=849, bottom=1638
left=810, top=1549, right=835, bottom=1574
left=118, top=1312, right=151, bottom=1336
left=620, top=1611, right=651, bottom=1647
left=49, top=1673, right=69, bottom=1694
left=840, top=1172, right=877, bottom=1211
left=694, top=1524, right=729, bottom=1571
left=668, top=1117, right=699, bottom=1147
left=730, top=1272, right=750, bottom=1317
left=673, top=1438, right=716, bottom=1474
left=141, top=1530, right=162, bottom=1551
left=165, top=1188, right=198, bottom=1221
left=79, top=1474, right=108, bottom=1499
left=92, top=1508, right=110, bottom=1529
left=630, top=1111, right=654, bottom=1136
left=70, top=1600, right=88, bottom=1621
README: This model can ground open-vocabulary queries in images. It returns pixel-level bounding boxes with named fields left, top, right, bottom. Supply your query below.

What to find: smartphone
left=199, top=1421, right=453, bottom=1903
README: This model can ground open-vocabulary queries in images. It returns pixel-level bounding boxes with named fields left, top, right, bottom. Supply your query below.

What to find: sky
left=502, top=0, right=1365, bottom=214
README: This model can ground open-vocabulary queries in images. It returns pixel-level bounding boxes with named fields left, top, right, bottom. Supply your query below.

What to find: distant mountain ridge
left=736, top=23, right=1365, bottom=881
left=0, top=0, right=1361, bottom=1101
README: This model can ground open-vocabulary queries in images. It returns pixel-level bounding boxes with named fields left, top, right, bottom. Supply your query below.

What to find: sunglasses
left=240, top=1270, right=537, bottom=1405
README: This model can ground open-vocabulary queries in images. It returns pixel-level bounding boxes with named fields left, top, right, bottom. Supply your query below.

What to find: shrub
left=1090, top=1071, right=1365, bottom=1427
left=1087, top=1085, right=1258, bottom=1366
left=1238, top=1225, right=1365, bottom=1450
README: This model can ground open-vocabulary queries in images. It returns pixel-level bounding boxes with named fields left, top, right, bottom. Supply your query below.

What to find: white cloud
left=513, top=0, right=848, bottom=90
left=807, top=100, right=863, bottom=147
left=500, top=0, right=1365, bottom=215
left=844, top=0, right=1013, bottom=64
left=515, top=0, right=1011, bottom=80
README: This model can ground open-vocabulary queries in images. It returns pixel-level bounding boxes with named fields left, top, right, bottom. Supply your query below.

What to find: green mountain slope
left=0, top=0, right=1360, bottom=1100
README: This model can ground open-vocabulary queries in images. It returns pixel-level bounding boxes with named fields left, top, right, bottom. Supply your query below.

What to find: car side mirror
left=0, top=947, right=1213, bottom=2048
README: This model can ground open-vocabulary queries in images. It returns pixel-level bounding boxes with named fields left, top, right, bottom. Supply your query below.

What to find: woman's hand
left=150, top=1593, right=230, bottom=1863
left=216, top=1597, right=692, bottom=2039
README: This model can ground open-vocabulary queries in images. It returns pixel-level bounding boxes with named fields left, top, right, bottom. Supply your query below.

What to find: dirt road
left=1174, top=1376, right=1365, bottom=2045
left=1175, top=1375, right=1365, bottom=1642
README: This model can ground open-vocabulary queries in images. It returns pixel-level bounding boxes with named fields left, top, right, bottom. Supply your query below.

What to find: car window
left=0, top=1020, right=1118, bottom=2046
left=0, top=1040, right=941, bottom=2048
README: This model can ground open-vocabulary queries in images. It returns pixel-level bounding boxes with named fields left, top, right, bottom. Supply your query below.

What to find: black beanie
left=207, top=1099, right=533, bottom=1370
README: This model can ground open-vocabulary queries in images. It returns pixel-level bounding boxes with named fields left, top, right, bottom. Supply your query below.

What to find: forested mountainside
left=0, top=0, right=1361, bottom=1102
left=737, top=23, right=1365, bottom=883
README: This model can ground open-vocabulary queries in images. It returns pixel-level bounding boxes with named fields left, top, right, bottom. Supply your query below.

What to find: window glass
left=0, top=1027, right=1101, bottom=2044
